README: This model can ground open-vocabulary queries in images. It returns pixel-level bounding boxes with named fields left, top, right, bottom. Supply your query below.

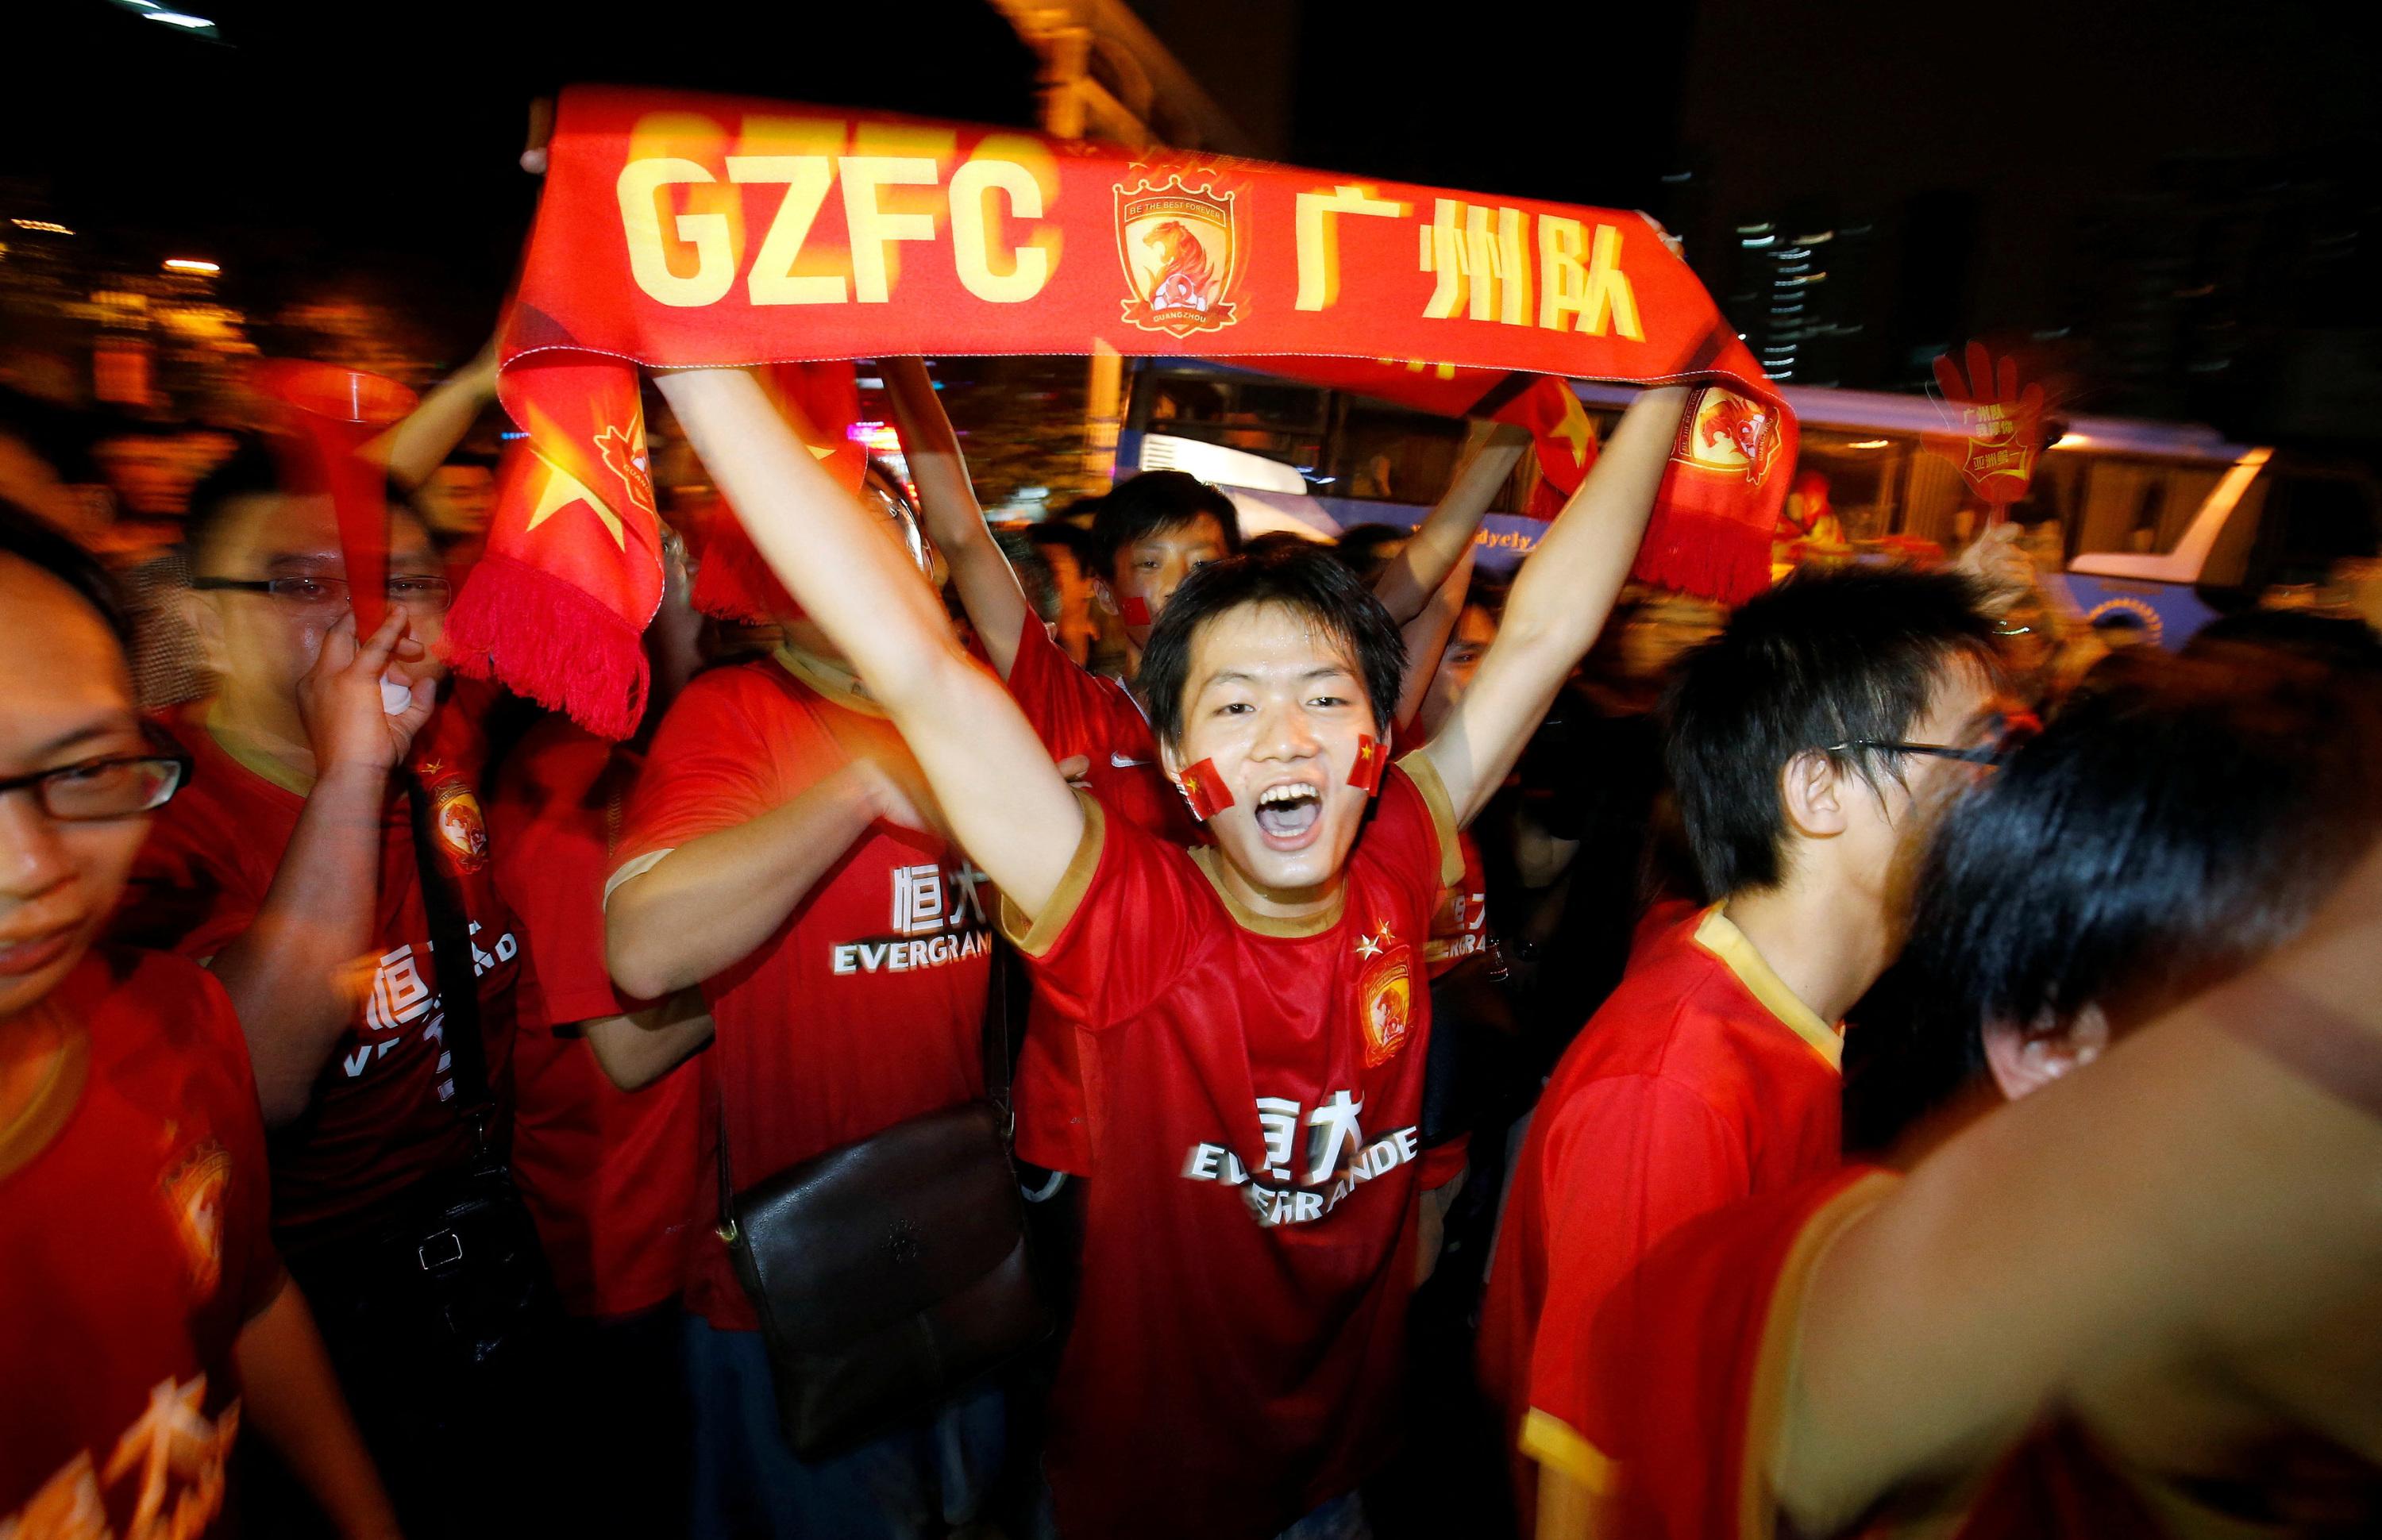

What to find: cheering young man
left=601, top=474, right=1002, bottom=1540
left=883, top=357, right=1528, bottom=1178
left=1477, top=569, right=2001, bottom=1538
left=655, top=362, right=1686, bottom=1540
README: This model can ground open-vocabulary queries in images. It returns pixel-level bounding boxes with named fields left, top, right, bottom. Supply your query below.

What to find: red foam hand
left=1927, top=341, right=2047, bottom=510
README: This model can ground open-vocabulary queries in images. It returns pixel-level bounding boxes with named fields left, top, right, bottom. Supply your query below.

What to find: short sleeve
left=1363, top=755, right=1463, bottom=921
left=1574, top=1170, right=1899, bottom=1538
left=614, top=670, right=800, bottom=878
left=997, top=793, right=1201, bottom=1030
left=1521, top=1073, right=1751, bottom=1484
left=1006, top=609, right=1156, bottom=767
left=491, top=726, right=646, bottom=1026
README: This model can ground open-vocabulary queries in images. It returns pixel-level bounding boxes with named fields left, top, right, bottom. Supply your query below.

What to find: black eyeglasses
left=192, top=575, right=454, bottom=613
left=0, top=753, right=191, bottom=821
left=1825, top=714, right=2041, bottom=767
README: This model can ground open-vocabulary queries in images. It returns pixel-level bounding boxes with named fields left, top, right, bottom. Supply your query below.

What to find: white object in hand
left=381, top=672, right=414, bottom=716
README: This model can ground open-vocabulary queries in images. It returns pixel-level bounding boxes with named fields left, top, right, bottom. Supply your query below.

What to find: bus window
left=1791, top=429, right=1911, bottom=542
left=2072, top=457, right=2227, bottom=557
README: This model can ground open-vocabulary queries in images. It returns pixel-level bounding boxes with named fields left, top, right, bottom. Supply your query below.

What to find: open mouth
left=1254, top=781, right=1323, bottom=847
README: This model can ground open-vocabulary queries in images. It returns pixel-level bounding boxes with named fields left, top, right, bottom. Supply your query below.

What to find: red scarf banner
left=457, top=84, right=1797, bottom=737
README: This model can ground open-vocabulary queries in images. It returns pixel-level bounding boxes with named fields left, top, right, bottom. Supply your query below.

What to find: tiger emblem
left=1116, top=172, right=1243, bottom=336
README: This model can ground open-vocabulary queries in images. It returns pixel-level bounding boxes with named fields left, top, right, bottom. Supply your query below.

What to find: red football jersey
left=611, top=651, right=992, bottom=1331
left=1478, top=905, right=1844, bottom=1517
left=112, top=703, right=526, bottom=1246
left=1582, top=1166, right=2263, bottom=1540
left=1002, top=756, right=1463, bottom=1540
left=489, top=715, right=698, bottom=1319
left=1002, top=610, right=1199, bottom=1176
left=2, top=949, right=283, bottom=1539
left=1424, top=827, right=1491, bottom=978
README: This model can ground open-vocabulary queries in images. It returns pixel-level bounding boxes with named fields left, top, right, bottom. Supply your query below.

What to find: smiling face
left=0, top=556, right=149, bottom=1020
left=1161, top=601, right=1382, bottom=916
left=1100, top=513, right=1231, bottom=649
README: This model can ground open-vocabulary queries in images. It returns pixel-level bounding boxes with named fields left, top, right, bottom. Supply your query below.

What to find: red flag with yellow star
left=688, top=361, right=869, bottom=625
left=442, top=352, right=664, bottom=739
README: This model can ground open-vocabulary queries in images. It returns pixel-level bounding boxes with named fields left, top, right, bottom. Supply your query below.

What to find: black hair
left=1024, top=520, right=1097, bottom=568
left=184, top=434, right=436, bottom=570
left=1137, top=540, right=1406, bottom=749
left=996, top=529, right=1059, bottom=622
left=1875, top=649, right=2382, bottom=1137
left=1089, top=470, right=1240, bottom=582
left=1663, top=567, right=1998, bottom=899
left=181, top=434, right=283, bottom=570
left=0, top=387, right=103, bottom=484
left=2184, top=608, right=2382, bottom=673
left=1330, top=522, right=1410, bottom=587
left=0, top=496, right=133, bottom=650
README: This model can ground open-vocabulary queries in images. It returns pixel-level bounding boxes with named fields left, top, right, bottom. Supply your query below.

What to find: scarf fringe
left=1631, top=505, right=1775, bottom=607
left=441, top=550, right=649, bottom=740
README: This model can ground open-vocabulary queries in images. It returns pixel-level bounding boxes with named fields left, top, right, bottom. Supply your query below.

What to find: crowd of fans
left=5, top=338, right=2382, bottom=1540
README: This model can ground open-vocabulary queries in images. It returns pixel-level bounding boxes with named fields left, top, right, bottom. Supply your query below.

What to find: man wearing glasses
left=1479, top=568, right=2003, bottom=1539
left=109, top=441, right=534, bottom=1535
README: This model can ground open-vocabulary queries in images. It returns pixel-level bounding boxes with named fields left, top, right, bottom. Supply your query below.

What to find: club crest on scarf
left=1673, top=387, right=1784, bottom=487
left=1116, top=172, right=1243, bottom=336
left=596, top=418, right=657, bottom=522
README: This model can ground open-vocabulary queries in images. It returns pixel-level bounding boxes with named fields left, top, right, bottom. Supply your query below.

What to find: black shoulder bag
left=717, top=946, right=1053, bottom=1460
left=355, top=778, right=557, bottom=1370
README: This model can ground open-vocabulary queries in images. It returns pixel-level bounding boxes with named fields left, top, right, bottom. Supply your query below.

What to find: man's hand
left=847, top=754, right=939, bottom=836
left=297, top=609, right=434, bottom=777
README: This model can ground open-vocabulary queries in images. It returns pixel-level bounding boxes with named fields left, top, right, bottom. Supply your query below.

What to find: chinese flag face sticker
left=1347, top=733, right=1386, bottom=795
left=1179, top=757, right=1234, bottom=821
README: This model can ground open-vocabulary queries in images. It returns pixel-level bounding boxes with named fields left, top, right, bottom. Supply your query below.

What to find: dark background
left=7, top=0, right=2380, bottom=441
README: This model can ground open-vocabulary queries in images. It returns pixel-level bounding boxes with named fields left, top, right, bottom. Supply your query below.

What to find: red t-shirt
left=488, top=714, right=699, bottom=1319
left=611, top=653, right=992, bottom=1332
left=112, top=704, right=526, bottom=1248
left=1002, top=610, right=1199, bottom=1177
left=1478, top=905, right=1844, bottom=1518
left=1574, top=1168, right=2193, bottom=1540
left=2, top=949, right=283, bottom=1539
left=1002, top=755, right=1463, bottom=1540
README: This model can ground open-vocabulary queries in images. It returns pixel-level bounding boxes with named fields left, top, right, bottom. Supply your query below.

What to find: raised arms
left=878, top=357, right=1037, bottom=680
left=653, top=368, right=1085, bottom=924
left=1371, top=422, right=1530, bottom=624
left=1416, top=386, right=1689, bottom=827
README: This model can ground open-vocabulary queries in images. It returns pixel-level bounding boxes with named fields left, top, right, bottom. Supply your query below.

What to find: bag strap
left=405, top=776, right=494, bottom=1136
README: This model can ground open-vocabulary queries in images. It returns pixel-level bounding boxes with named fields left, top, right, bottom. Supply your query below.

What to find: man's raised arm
left=879, top=357, right=1035, bottom=679
left=653, top=368, right=1085, bottom=922
left=1417, top=386, right=1690, bottom=826
left=1370, top=422, right=1531, bottom=624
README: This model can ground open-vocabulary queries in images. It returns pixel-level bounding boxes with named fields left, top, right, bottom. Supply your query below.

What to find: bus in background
left=1115, top=360, right=2382, bottom=648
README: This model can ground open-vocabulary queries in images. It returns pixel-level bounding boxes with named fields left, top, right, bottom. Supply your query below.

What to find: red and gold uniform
left=1478, top=905, right=1843, bottom=1516
left=1001, top=755, right=1461, bottom=1540
left=112, top=703, right=526, bottom=1246
left=1002, top=610, right=1199, bottom=1177
left=489, top=714, right=697, bottom=1319
left=1574, top=1168, right=2220, bottom=1539
left=609, top=648, right=992, bottom=1332
left=2, top=950, right=283, bottom=1540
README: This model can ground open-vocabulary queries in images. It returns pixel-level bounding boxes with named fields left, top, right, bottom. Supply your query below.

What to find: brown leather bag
left=715, top=951, right=1051, bottom=1459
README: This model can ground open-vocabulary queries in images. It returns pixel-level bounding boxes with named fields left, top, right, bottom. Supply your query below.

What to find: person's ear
left=1780, top=749, right=1849, bottom=838
left=1158, top=736, right=1184, bottom=784
left=1982, top=1003, right=2111, bottom=1102
left=180, top=587, right=231, bottom=681
left=1093, top=578, right=1118, bottom=618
